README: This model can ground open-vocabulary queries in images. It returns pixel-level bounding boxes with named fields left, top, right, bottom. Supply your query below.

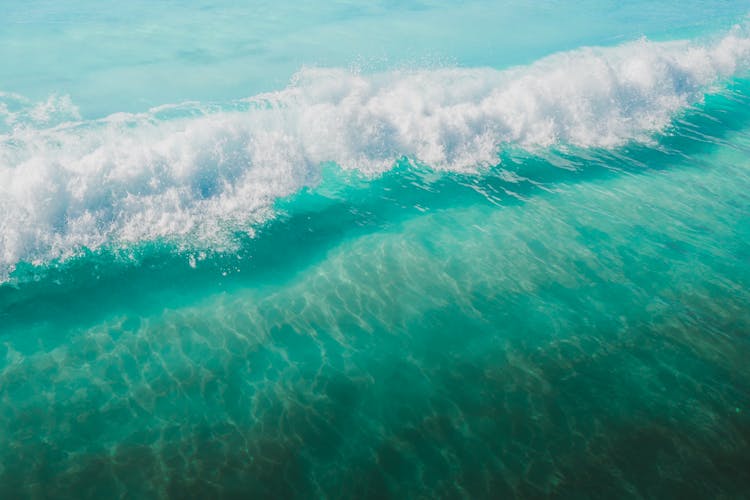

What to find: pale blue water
left=1, top=2, right=750, bottom=498
left=3, top=0, right=748, bottom=116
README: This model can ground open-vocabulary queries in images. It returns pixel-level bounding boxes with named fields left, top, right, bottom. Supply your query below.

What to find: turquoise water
left=2, top=2, right=750, bottom=498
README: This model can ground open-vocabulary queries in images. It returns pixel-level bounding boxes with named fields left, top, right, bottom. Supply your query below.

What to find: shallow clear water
left=1, top=2, right=750, bottom=498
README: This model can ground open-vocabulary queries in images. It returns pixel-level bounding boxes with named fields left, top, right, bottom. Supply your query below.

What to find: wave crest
left=1, top=28, right=749, bottom=279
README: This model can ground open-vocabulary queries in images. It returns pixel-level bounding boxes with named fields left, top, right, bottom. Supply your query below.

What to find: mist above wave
left=1, top=28, right=749, bottom=280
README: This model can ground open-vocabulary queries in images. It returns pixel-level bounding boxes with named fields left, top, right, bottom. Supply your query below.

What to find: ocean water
left=2, top=2, right=750, bottom=498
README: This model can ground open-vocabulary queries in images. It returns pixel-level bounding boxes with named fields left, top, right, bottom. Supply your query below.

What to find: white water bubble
left=1, top=28, right=749, bottom=280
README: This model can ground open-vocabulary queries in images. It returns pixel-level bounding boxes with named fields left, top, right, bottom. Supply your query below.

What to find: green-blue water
left=2, top=2, right=750, bottom=498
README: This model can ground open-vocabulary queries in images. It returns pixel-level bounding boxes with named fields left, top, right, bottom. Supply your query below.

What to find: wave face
left=2, top=29, right=750, bottom=281
left=2, top=87, right=750, bottom=498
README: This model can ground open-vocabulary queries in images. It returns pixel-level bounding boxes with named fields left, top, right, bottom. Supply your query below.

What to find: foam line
left=1, top=28, right=749, bottom=279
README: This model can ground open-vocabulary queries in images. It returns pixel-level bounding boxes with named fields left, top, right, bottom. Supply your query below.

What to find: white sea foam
left=1, top=29, right=749, bottom=279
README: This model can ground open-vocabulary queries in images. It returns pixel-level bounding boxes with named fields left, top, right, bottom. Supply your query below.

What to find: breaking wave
left=1, top=27, right=750, bottom=280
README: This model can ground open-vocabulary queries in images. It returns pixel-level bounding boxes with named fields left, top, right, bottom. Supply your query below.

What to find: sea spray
left=2, top=29, right=750, bottom=280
